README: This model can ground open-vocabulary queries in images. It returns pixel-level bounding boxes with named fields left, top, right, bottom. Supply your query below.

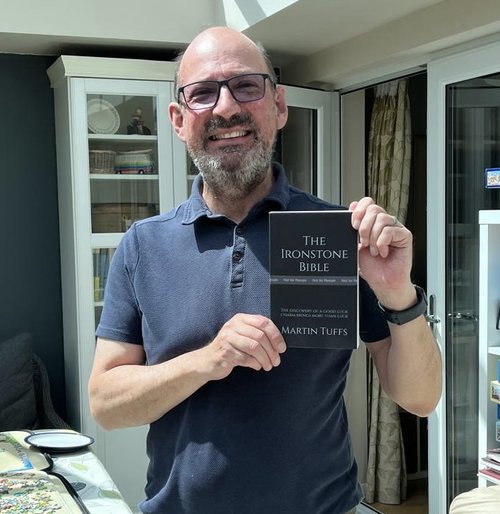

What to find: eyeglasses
left=177, top=73, right=275, bottom=110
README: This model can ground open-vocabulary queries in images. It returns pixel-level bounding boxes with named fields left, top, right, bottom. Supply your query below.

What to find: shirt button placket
left=231, top=226, right=245, bottom=286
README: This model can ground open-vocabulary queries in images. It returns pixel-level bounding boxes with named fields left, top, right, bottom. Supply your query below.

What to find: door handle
left=426, top=314, right=441, bottom=325
left=426, top=294, right=441, bottom=325
left=426, top=294, right=441, bottom=337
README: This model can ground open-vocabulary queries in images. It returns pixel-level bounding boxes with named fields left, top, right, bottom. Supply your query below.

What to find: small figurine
left=127, top=107, right=151, bottom=135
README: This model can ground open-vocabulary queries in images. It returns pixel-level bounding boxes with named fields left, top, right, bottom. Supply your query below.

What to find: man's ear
left=275, top=86, right=288, bottom=130
left=168, top=102, right=186, bottom=142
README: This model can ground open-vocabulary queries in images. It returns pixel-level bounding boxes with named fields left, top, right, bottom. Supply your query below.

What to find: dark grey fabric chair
left=32, top=353, right=72, bottom=429
left=0, top=333, right=70, bottom=431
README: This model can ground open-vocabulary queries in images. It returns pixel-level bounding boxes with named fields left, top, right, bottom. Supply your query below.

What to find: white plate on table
left=87, top=98, right=120, bottom=134
left=25, top=432, right=95, bottom=453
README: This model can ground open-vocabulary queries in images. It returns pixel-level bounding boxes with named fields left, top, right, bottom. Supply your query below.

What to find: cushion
left=449, top=485, right=500, bottom=513
left=0, top=333, right=37, bottom=431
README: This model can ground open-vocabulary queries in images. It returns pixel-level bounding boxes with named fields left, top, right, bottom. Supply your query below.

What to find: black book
left=269, top=210, right=358, bottom=349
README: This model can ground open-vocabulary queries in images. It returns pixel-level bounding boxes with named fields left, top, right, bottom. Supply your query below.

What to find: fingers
left=350, top=197, right=408, bottom=258
left=211, top=314, right=286, bottom=373
left=358, top=207, right=399, bottom=258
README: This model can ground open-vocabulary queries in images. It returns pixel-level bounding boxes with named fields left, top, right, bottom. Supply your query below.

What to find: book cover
left=269, top=210, right=358, bottom=349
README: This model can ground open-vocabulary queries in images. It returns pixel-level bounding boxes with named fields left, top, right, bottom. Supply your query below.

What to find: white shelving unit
left=47, top=56, right=188, bottom=510
left=478, top=210, right=500, bottom=486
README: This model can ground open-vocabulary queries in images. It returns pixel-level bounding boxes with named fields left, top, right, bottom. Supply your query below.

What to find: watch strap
left=378, top=285, right=428, bottom=325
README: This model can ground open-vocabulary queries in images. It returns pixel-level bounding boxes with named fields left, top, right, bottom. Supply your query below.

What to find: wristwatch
left=378, top=285, right=428, bottom=325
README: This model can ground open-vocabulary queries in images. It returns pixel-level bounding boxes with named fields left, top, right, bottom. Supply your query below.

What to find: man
left=89, top=26, right=442, bottom=514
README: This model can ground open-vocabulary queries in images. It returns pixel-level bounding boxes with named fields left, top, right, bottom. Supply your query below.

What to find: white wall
left=0, top=0, right=295, bottom=54
left=0, top=0, right=217, bottom=53
left=340, top=90, right=365, bottom=206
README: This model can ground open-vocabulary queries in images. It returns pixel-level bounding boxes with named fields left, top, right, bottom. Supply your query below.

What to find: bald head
left=168, top=26, right=288, bottom=212
left=175, top=26, right=276, bottom=91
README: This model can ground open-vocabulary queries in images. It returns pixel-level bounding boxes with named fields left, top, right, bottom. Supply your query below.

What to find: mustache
left=204, top=113, right=255, bottom=132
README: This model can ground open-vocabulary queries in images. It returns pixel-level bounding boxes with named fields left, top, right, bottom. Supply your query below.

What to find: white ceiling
left=242, top=0, right=443, bottom=58
left=0, top=0, right=445, bottom=59
left=2, top=0, right=500, bottom=88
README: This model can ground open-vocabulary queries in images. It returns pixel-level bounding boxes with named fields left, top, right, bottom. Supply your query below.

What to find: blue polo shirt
left=97, top=163, right=390, bottom=514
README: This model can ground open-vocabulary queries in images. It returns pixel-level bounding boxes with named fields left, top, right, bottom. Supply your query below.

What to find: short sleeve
left=359, top=278, right=390, bottom=343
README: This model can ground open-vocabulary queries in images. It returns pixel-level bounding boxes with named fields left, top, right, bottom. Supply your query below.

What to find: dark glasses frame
left=177, top=73, right=275, bottom=110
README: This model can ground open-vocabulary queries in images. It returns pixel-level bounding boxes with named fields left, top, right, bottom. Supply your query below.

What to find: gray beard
left=191, top=143, right=273, bottom=202
left=188, top=114, right=275, bottom=201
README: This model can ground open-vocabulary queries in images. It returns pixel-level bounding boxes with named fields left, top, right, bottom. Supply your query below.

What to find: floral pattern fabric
left=364, top=78, right=411, bottom=505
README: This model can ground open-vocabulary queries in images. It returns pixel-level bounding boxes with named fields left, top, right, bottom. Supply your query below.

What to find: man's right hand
left=89, top=315, right=287, bottom=429
left=201, top=314, right=287, bottom=380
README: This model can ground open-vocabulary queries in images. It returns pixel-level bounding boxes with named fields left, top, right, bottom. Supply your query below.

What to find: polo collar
left=182, top=162, right=290, bottom=225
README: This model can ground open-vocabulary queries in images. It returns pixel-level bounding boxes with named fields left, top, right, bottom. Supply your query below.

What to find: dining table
left=0, top=429, right=134, bottom=514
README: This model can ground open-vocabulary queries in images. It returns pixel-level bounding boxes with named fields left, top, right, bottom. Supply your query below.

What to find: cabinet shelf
left=90, top=173, right=158, bottom=180
left=488, top=346, right=500, bottom=356
left=88, top=133, right=157, bottom=142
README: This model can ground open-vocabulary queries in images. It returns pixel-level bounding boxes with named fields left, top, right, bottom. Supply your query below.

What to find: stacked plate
left=87, top=98, right=120, bottom=134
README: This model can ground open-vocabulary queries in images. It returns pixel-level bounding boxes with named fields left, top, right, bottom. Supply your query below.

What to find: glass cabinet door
left=48, top=58, right=183, bottom=510
left=92, top=246, right=116, bottom=325
left=77, top=78, right=184, bottom=328
left=87, top=93, right=160, bottom=234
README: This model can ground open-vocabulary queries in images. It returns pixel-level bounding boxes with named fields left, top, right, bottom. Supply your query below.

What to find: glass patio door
left=428, top=42, right=500, bottom=514
left=282, top=85, right=337, bottom=203
left=446, top=71, right=500, bottom=500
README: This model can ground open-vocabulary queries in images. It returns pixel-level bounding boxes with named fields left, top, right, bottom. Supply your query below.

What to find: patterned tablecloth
left=0, top=430, right=134, bottom=514
left=52, top=449, right=133, bottom=514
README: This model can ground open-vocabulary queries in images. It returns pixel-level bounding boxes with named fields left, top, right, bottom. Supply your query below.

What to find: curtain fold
left=364, top=79, right=412, bottom=505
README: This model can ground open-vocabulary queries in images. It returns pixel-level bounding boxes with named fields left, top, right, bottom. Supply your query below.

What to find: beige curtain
left=364, top=79, right=412, bottom=505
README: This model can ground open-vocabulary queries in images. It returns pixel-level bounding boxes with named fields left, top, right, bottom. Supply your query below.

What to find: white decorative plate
left=87, top=98, right=120, bottom=134
left=25, top=432, right=95, bottom=453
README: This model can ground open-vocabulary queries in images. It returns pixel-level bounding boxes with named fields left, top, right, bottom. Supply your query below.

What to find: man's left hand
left=349, top=197, right=414, bottom=307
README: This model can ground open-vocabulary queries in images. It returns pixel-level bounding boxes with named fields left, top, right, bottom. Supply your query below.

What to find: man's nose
left=212, top=85, right=242, bottom=117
